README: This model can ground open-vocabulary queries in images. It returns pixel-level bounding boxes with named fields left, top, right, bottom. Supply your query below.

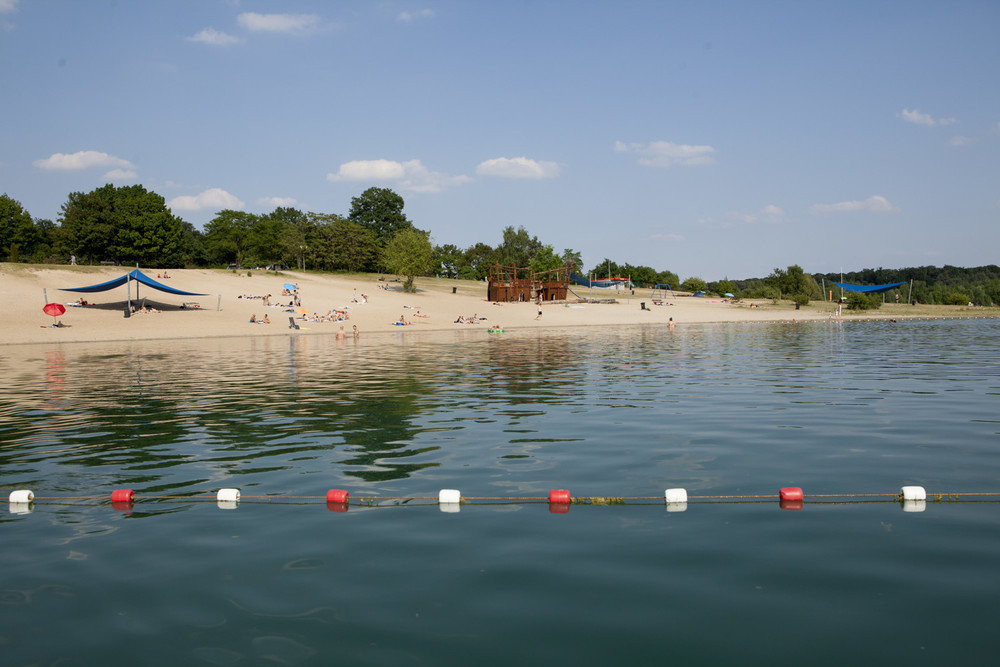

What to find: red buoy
left=110, top=489, right=134, bottom=503
left=779, top=487, right=803, bottom=501
left=326, top=489, right=349, bottom=504
left=548, top=489, right=571, bottom=504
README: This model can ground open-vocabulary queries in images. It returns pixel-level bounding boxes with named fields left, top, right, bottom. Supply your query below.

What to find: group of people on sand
left=454, top=313, right=484, bottom=324
left=249, top=314, right=271, bottom=324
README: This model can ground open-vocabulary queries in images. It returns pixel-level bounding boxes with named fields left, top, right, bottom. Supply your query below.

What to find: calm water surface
left=2, top=320, right=999, bottom=665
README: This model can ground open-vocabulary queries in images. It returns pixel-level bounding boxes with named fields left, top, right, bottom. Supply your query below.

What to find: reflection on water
left=1, top=320, right=998, bottom=501
left=3, top=320, right=1000, bottom=666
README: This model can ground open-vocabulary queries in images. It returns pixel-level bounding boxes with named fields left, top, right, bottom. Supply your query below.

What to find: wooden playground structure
left=487, top=262, right=573, bottom=303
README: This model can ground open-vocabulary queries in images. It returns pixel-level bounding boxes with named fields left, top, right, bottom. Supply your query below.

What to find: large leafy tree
left=497, top=225, right=542, bottom=269
left=204, top=209, right=256, bottom=267
left=348, top=187, right=411, bottom=247
left=0, top=194, right=40, bottom=262
left=59, top=184, right=185, bottom=266
left=461, top=242, right=497, bottom=280
left=433, top=243, right=464, bottom=278
left=384, top=227, right=433, bottom=292
left=330, top=218, right=380, bottom=272
left=530, top=244, right=564, bottom=274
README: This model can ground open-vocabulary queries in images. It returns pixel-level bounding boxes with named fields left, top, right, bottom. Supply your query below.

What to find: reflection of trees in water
left=0, top=336, right=448, bottom=488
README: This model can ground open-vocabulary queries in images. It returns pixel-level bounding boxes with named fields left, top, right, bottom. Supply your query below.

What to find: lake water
left=2, top=319, right=999, bottom=665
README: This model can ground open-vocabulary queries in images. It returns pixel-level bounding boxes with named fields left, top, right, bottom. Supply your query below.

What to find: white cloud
left=476, top=156, right=560, bottom=179
left=0, top=0, right=18, bottom=14
left=103, top=169, right=138, bottom=182
left=949, top=135, right=973, bottom=147
left=900, top=109, right=935, bottom=126
left=329, top=159, right=406, bottom=181
left=257, top=196, right=299, bottom=208
left=327, top=159, right=471, bottom=193
left=615, top=140, right=716, bottom=167
left=34, top=150, right=134, bottom=171
left=398, top=9, right=434, bottom=22
left=899, top=108, right=957, bottom=127
left=187, top=27, right=243, bottom=46
left=168, top=188, right=245, bottom=211
left=810, top=195, right=897, bottom=215
left=724, top=204, right=785, bottom=225
left=237, top=12, right=320, bottom=33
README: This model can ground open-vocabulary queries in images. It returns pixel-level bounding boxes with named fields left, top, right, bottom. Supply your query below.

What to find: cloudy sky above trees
left=2, top=0, right=998, bottom=279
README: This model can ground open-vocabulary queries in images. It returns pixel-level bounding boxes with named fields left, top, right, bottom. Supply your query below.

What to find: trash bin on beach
left=452, top=287, right=457, bottom=294
left=640, top=302, right=646, bottom=310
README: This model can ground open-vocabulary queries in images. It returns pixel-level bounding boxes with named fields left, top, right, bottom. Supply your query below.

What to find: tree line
left=3, top=185, right=997, bottom=304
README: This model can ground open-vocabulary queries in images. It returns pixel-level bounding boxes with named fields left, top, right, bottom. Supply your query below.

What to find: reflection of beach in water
left=3, top=320, right=1000, bottom=665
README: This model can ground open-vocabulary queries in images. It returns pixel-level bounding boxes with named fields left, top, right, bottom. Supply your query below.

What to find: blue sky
left=2, top=0, right=998, bottom=280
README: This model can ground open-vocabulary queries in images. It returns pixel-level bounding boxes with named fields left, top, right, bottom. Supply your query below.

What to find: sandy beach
left=1, top=263, right=989, bottom=346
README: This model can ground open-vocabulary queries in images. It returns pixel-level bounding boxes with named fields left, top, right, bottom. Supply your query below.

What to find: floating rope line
left=8, top=486, right=1000, bottom=513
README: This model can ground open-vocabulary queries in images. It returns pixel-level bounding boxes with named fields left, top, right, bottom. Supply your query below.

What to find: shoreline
left=2, top=264, right=996, bottom=347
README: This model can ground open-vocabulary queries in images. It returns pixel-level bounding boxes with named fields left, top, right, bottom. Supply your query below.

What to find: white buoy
left=438, top=489, right=461, bottom=504
left=217, top=488, right=240, bottom=502
left=9, top=490, right=34, bottom=503
left=902, top=499, right=926, bottom=513
left=901, top=486, right=926, bottom=501
left=664, top=488, right=688, bottom=504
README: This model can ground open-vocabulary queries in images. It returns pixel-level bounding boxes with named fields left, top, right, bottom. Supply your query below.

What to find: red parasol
left=43, top=302, right=66, bottom=323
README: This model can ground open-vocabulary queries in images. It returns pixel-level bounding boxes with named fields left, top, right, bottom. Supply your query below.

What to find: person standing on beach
left=668, top=317, right=675, bottom=331
left=352, top=325, right=359, bottom=339
left=536, top=303, right=542, bottom=319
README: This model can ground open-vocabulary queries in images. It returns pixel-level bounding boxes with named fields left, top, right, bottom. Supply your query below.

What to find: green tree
left=329, top=218, right=379, bottom=272
left=561, top=248, right=583, bottom=274
left=384, top=227, right=433, bottom=292
left=461, top=242, right=497, bottom=280
left=204, top=209, right=256, bottom=267
left=433, top=243, right=464, bottom=278
left=348, top=187, right=411, bottom=247
left=714, top=280, right=737, bottom=297
left=59, top=184, right=186, bottom=266
left=0, top=194, right=40, bottom=262
left=59, top=189, right=114, bottom=264
left=530, top=244, right=564, bottom=274
left=680, top=277, right=706, bottom=293
left=497, top=226, right=542, bottom=269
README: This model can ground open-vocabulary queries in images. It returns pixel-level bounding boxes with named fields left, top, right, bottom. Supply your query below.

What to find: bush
left=792, top=293, right=810, bottom=306
left=846, top=291, right=882, bottom=310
